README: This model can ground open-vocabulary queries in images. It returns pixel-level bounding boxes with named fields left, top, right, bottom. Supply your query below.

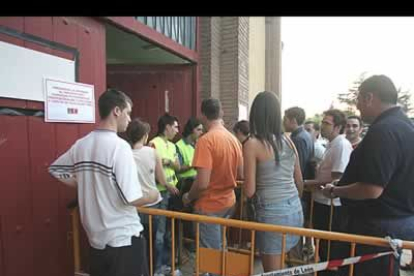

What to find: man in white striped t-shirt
left=49, top=89, right=158, bottom=276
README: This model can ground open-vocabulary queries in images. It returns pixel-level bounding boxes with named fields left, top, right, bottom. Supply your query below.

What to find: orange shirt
left=192, top=124, right=243, bottom=212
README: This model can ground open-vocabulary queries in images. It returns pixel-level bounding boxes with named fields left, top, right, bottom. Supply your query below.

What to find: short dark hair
left=157, top=113, right=178, bottom=136
left=323, top=109, right=347, bottom=134
left=359, top=75, right=398, bottom=104
left=285, top=107, right=306, bottom=126
left=347, top=115, right=362, bottom=127
left=182, top=117, right=203, bottom=138
left=201, top=98, right=221, bottom=120
left=98, top=89, right=132, bottom=119
left=304, top=120, right=320, bottom=131
left=126, top=118, right=151, bottom=145
left=233, top=120, right=250, bottom=136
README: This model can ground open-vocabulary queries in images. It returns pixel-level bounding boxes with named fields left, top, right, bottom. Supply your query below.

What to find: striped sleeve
left=48, top=146, right=77, bottom=187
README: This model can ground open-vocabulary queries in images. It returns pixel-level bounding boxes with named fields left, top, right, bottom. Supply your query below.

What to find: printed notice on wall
left=44, top=78, right=95, bottom=123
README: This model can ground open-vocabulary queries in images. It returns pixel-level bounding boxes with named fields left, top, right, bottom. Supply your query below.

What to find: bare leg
left=261, top=253, right=283, bottom=273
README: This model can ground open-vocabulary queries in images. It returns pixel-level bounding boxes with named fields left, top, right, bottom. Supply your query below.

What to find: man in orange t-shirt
left=183, top=98, right=243, bottom=249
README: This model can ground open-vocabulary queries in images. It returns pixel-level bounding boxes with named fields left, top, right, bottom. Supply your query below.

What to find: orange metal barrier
left=70, top=206, right=414, bottom=276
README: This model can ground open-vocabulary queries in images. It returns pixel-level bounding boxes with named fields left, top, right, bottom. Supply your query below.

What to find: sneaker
left=154, top=265, right=171, bottom=276
left=160, top=265, right=172, bottom=274
left=172, top=269, right=183, bottom=276
left=303, top=243, right=315, bottom=259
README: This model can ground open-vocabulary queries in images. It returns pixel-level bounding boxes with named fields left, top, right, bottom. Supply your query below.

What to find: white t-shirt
left=313, top=135, right=353, bottom=206
left=314, top=139, right=326, bottom=163
left=49, top=129, right=143, bottom=249
left=132, top=146, right=162, bottom=207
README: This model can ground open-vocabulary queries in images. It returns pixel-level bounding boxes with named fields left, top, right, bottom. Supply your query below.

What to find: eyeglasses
left=321, top=121, right=334, bottom=126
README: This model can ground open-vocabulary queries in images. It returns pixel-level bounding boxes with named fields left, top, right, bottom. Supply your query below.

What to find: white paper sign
left=0, top=41, right=75, bottom=102
left=45, top=78, right=95, bottom=123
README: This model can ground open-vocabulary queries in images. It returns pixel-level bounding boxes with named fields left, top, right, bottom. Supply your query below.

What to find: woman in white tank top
left=126, top=118, right=179, bottom=207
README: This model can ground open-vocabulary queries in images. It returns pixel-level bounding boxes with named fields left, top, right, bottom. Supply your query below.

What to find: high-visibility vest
left=150, top=136, right=178, bottom=191
left=176, top=138, right=197, bottom=179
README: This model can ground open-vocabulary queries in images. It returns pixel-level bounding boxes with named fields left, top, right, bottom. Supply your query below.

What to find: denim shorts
left=253, top=195, right=304, bottom=254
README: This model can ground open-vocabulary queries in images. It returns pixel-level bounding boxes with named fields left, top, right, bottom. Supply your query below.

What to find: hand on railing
left=321, top=183, right=337, bottom=199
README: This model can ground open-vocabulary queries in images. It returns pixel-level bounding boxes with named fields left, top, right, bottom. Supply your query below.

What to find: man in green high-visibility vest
left=175, top=117, right=204, bottom=252
left=176, top=117, right=204, bottom=193
left=149, top=113, right=181, bottom=276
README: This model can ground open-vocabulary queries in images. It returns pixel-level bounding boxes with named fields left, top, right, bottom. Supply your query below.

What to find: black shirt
left=339, top=107, right=414, bottom=218
left=290, top=126, right=314, bottom=179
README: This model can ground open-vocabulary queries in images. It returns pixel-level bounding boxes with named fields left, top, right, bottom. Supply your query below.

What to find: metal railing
left=70, top=204, right=414, bottom=276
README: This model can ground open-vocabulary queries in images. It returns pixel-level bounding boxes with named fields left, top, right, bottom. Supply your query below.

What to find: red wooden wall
left=107, top=64, right=196, bottom=140
left=0, top=17, right=106, bottom=276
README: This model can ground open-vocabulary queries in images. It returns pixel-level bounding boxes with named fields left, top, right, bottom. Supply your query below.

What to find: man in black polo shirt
left=322, top=75, right=414, bottom=276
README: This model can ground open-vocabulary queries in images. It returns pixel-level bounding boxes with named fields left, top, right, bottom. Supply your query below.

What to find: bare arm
left=331, top=172, right=343, bottom=182
left=243, top=139, right=257, bottom=198
left=293, top=153, right=303, bottom=198
left=130, top=189, right=159, bottom=207
left=170, top=157, right=181, bottom=171
left=155, top=151, right=179, bottom=195
left=187, top=167, right=211, bottom=201
left=304, top=172, right=342, bottom=191
left=178, top=164, right=193, bottom=173
left=237, top=163, right=244, bottom=181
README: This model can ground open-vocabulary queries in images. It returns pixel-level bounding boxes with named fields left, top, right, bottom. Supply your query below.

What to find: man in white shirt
left=304, top=120, right=326, bottom=164
left=49, top=89, right=158, bottom=276
left=304, top=109, right=353, bottom=276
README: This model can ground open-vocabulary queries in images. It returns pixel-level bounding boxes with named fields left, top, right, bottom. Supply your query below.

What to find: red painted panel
left=0, top=116, right=34, bottom=276
left=107, top=65, right=195, bottom=140
left=24, top=17, right=53, bottom=41
left=76, top=24, right=94, bottom=85
left=55, top=123, right=79, bottom=276
left=77, top=22, right=96, bottom=137
left=92, top=21, right=106, bottom=121
left=53, top=17, right=81, bottom=275
left=28, top=117, right=59, bottom=276
left=0, top=17, right=24, bottom=31
left=53, top=17, right=77, bottom=49
left=0, top=218, right=4, bottom=276
left=0, top=16, right=108, bottom=276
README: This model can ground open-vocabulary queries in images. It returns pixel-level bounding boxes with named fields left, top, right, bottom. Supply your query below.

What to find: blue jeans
left=194, top=205, right=236, bottom=250
left=153, top=191, right=171, bottom=271
left=253, top=195, right=304, bottom=254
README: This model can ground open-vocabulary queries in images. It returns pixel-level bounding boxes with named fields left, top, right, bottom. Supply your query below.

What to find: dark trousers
left=345, top=213, right=414, bottom=276
left=313, top=202, right=349, bottom=276
left=90, top=235, right=149, bottom=276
